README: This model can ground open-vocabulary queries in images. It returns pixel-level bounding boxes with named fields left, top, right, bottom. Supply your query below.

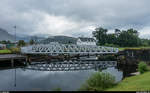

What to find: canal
left=0, top=61, right=123, bottom=91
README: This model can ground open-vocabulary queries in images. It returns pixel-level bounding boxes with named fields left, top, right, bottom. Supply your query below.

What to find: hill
left=39, top=35, right=78, bottom=44
left=0, top=28, right=15, bottom=42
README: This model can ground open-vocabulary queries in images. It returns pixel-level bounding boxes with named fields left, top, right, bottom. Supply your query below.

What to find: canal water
left=0, top=62, right=123, bottom=91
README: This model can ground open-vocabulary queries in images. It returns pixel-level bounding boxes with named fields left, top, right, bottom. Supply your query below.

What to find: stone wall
left=117, top=49, right=150, bottom=77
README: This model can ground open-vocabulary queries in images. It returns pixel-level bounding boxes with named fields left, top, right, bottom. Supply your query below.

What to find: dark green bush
left=98, top=55, right=116, bottom=61
left=79, top=72, right=115, bottom=91
left=138, top=62, right=148, bottom=74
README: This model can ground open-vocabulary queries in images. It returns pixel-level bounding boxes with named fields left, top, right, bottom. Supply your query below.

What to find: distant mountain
left=31, top=33, right=52, bottom=38
left=39, top=35, right=78, bottom=44
left=0, top=28, right=45, bottom=42
left=0, top=28, right=15, bottom=42
left=0, top=28, right=78, bottom=44
left=17, top=35, right=46, bottom=42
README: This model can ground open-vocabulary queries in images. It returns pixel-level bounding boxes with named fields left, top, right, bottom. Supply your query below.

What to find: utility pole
left=14, top=26, right=16, bottom=43
left=14, top=68, right=16, bottom=87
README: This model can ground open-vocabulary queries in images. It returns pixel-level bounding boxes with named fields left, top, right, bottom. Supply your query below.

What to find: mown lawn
left=0, top=49, right=12, bottom=54
left=106, top=72, right=150, bottom=91
left=118, top=46, right=150, bottom=51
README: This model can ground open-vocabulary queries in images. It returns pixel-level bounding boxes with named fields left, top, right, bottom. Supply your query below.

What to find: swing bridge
left=21, top=44, right=118, bottom=71
left=21, top=44, right=118, bottom=55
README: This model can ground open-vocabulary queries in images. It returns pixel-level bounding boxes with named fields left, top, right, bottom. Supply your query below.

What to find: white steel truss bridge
left=21, top=44, right=118, bottom=55
left=24, top=61, right=117, bottom=71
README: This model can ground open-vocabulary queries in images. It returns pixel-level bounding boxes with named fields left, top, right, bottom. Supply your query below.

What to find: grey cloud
left=0, top=0, right=150, bottom=37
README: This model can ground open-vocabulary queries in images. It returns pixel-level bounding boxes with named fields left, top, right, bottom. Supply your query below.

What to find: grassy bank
left=106, top=72, right=150, bottom=91
left=0, top=49, right=12, bottom=54
left=0, top=48, right=20, bottom=54
left=118, top=46, right=150, bottom=51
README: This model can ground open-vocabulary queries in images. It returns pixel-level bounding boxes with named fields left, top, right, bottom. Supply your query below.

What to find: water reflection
left=0, top=66, right=123, bottom=91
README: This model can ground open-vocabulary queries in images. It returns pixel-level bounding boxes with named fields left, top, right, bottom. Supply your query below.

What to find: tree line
left=92, top=27, right=150, bottom=47
left=0, top=39, right=35, bottom=47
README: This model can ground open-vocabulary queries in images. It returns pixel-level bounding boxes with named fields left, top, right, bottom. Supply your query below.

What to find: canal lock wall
left=117, top=49, right=150, bottom=77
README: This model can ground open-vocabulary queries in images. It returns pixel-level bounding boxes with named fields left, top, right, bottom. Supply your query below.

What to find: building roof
left=78, top=37, right=96, bottom=42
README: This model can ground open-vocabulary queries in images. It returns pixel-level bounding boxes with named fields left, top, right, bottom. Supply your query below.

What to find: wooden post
left=25, top=57, right=29, bottom=65
left=26, top=57, right=28, bottom=62
left=88, top=53, right=90, bottom=58
left=132, top=51, right=134, bottom=57
left=11, top=58, right=14, bottom=67
left=29, top=57, right=31, bottom=63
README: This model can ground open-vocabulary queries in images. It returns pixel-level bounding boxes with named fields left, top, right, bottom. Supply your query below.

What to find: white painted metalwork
left=25, top=61, right=117, bottom=71
left=21, top=44, right=118, bottom=54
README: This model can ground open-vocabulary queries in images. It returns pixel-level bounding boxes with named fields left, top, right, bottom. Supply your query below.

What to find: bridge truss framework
left=24, top=61, right=117, bottom=71
left=21, top=44, right=119, bottom=55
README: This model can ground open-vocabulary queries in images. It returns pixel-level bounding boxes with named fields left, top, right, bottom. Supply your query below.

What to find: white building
left=76, top=37, right=96, bottom=46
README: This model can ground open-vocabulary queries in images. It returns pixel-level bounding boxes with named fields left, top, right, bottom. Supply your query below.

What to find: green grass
left=0, top=49, right=12, bottom=54
left=106, top=72, right=150, bottom=91
left=118, top=46, right=150, bottom=51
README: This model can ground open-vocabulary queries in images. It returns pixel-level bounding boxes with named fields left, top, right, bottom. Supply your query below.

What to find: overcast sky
left=0, top=0, right=150, bottom=38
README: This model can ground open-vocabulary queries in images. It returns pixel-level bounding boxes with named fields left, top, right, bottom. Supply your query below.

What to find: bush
left=98, top=55, right=116, bottom=61
left=138, top=62, right=148, bottom=74
left=79, top=72, right=115, bottom=91
left=9, top=47, right=20, bottom=54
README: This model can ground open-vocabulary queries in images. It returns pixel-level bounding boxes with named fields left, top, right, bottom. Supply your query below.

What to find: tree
left=29, top=39, right=35, bottom=45
left=93, top=27, right=108, bottom=45
left=17, top=40, right=26, bottom=47
left=7, top=40, right=11, bottom=44
left=0, top=40, right=12, bottom=44
left=117, top=29, right=141, bottom=47
left=92, top=27, right=143, bottom=47
left=106, top=34, right=117, bottom=45
left=115, top=29, right=121, bottom=37
left=1, top=40, right=7, bottom=44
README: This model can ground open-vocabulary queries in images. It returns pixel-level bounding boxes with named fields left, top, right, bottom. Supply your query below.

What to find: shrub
left=79, top=72, right=115, bottom=91
left=138, top=62, right=148, bottom=74
left=98, top=55, right=116, bottom=61
left=9, top=47, right=21, bottom=54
